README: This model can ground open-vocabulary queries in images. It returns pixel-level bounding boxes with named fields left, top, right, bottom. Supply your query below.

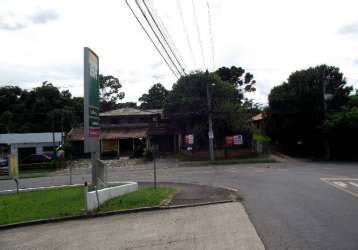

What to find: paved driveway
left=1, top=159, right=358, bottom=249
left=0, top=203, right=264, bottom=250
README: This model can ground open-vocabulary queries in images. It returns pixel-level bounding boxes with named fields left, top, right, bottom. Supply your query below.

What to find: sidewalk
left=0, top=203, right=264, bottom=250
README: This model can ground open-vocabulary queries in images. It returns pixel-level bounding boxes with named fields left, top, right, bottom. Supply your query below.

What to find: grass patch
left=209, top=154, right=276, bottom=165
left=178, top=154, right=276, bottom=165
left=99, top=187, right=176, bottom=212
left=0, top=187, right=85, bottom=225
left=0, top=186, right=176, bottom=225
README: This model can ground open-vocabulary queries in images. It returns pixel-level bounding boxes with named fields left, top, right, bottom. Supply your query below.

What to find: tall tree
left=0, top=82, right=84, bottom=133
left=165, top=71, right=253, bottom=148
left=0, top=110, right=13, bottom=133
left=325, top=94, right=358, bottom=159
left=266, top=64, right=352, bottom=157
left=215, top=66, right=256, bottom=101
left=99, top=74, right=125, bottom=111
left=139, top=83, right=169, bottom=109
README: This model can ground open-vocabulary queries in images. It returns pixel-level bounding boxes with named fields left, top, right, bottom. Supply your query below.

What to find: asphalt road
left=1, top=159, right=358, bottom=249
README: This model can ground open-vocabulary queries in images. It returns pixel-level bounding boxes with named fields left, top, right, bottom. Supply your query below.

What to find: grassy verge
left=99, top=187, right=176, bottom=212
left=0, top=187, right=85, bottom=225
left=177, top=154, right=276, bottom=165
left=209, top=154, right=276, bottom=165
left=0, top=186, right=176, bottom=225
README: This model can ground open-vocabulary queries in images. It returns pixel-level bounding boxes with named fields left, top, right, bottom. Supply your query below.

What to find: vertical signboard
left=84, top=47, right=100, bottom=153
left=9, top=154, right=18, bottom=179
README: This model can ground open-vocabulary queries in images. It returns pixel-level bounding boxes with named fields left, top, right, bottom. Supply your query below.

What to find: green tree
left=0, top=82, right=84, bottom=133
left=266, top=64, right=352, bottom=157
left=139, top=83, right=169, bottom=109
left=116, top=102, right=138, bottom=109
left=165, top=71, right=253, bottom=148
left=99, top=74, right=125, bottom=111
left=0, top=86, right=22, bottom=114
left=0, top=110, right=13, bottom=133
left=325, top=95, right=358, bottom=159
left=215, top=66, right=256, bottom=101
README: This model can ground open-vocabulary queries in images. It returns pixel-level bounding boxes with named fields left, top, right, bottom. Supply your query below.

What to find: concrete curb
left=0, top=199, right=236, bottom=231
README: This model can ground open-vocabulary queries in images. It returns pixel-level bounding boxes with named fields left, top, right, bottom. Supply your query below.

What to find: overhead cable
left=125, top=0, right=179, bottom=79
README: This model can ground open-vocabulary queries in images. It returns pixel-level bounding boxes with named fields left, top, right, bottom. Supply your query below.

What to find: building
left=251, top=113, right=266, bottom=132
left=67, top=108, right=178, bottom=158
left=0, top=133, right=62, bottom=161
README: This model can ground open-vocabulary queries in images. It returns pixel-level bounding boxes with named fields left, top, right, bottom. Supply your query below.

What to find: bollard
left=84, top=181, right=88, bottom=212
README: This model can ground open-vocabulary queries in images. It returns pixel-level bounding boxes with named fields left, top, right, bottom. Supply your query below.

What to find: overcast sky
left=1, top=0, right=358, bottom=105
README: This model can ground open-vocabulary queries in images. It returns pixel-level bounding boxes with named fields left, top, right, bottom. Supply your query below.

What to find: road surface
left=1, top=159, right=358, bottom=249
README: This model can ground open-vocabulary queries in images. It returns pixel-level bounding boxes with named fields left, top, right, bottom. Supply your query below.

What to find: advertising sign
left=225, top=135, right=243, bottom=146
left=84, top=47, right=100, bottom=153
left=233, top=135, right=243, bottom=145
left=225, top=136, right=234, bottom=146
left=9, top=154, right=18, bottom=179
left=184, top=134, right=194, bottom=145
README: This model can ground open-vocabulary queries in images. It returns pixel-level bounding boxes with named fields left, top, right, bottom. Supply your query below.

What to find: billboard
left=84, top=47, right=100, bottom=153
left=184, top=134, right=194, bottom=145
left=225, top=135, right=243, bottom=146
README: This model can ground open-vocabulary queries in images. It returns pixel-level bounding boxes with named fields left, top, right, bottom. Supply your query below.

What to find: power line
left=135, top=0, right=184, bottom=77
left=191, top=0, right=207, bottom=70
left=142, top=0, right=186, bottom=75
left=125, top=0, right=179, bottom=79
left=206, top=0, right=215, bottom=71
left=147, top=0, right=187, bottom=72
left=176, top=0, right=197, bottom=70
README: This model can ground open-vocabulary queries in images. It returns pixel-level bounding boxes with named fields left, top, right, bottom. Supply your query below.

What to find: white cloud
left=29, top=9, right=59, bottom=24
left=0, top=0, right=358, bottom=105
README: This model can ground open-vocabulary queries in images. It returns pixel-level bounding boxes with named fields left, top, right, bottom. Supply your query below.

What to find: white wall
left=86, top=182, right=138, bottom=211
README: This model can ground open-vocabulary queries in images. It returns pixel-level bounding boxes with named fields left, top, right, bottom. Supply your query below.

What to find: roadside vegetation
left=99, top=187, right=176, bottom=212
left=176, top=153, right=276, bottom=165
left=0, top=187, right=84, bottom=225
left=0, top=186, right=175, bottom=226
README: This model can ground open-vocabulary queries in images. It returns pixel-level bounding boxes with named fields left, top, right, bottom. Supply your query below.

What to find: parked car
left=21, top=154, right=52, bottom=164
left=0, top=158, right=8, bottom=167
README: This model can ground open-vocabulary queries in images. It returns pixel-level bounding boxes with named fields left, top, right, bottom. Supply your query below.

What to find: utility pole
left=206, top=71, right=215, bottom=161
left=322, top=77, right=330, bottom=160
left=52, top=114, right=56, bottom=159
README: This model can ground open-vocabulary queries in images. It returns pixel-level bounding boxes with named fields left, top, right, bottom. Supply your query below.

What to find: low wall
left=86, top=182, right=138, bottom=212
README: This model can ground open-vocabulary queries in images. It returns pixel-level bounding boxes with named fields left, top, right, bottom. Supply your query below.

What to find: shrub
left=253, top=133, right=271, bottom=144
left=143, top=147, right=153, bottom=161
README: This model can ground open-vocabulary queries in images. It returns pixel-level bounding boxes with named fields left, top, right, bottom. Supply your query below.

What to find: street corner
left=321, top=178, right=358, bottom=197
left=139, top=182, right=241, bottom=207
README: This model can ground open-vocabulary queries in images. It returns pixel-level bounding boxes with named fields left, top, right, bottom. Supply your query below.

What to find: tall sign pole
left=84, top=47, right=100, bottom=185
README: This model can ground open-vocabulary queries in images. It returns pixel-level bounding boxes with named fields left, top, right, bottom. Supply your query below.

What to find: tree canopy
left=0, top=76, right=127, bottom=133
left=139, top=83, right=169, bottom=109
left=0, top=82, right=83, bottom=133
left=266, top=64, right=353, bottom=157
left=99, top=74, right=125, bottom=112
left=164, top=69, right=257, bottom=148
